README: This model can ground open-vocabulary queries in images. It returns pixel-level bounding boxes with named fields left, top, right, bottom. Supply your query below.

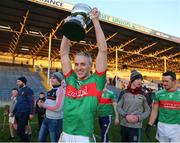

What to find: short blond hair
left=75, top=52, right=92, bottom=66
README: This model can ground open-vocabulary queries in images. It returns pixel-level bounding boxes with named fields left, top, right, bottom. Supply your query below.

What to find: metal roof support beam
left=108, top=38, right=136, bottom=54
left=117, top=38, right=136, bottom=51
left=145, top=59, right=160, bottom=65
left=84, top=32, right=119, bottom=53
left=150, top=47, right=173, bottom=57
left=106, top=32, right=118, bottom=41
left=126, top=46, right=175, bottom=66
left=118, top=53, right=132, bottom=61
left=136, top=42, right=157, bottom=53
left=127, top=56, right=147, bottom=65
left=86, top=26, right=93, bottom=33
left=8, top=10, right=29, bottom=54
left=51, top=26, right=94, bottom=60
left=141, top=55, right=163, bottom=70
left=171, top=58, right=180, bottom=62
left=127, top=45, right=166, bottom=64
left=170, top=63, right=180, bottom=71
left=32, top=19, right=64, bottom=57
left=168, top=52, right=180, bottom=59
left=131, top=59, right=163, bottom=71
left=70, top=32, right=120, bottom=55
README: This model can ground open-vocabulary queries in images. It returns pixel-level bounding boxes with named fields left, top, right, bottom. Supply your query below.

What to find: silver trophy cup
left=62, top=3, right=92, bottom=41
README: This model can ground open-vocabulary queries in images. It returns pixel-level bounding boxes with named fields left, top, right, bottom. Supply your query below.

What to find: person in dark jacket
left=12, top=76, right=34, bottom=142
left=35, top=92, right=46, bottom=131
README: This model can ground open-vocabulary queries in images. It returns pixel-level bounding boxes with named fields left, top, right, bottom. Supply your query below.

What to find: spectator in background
left=146, top=71, right=180, bottom=142
left=1, top=105, right=10, bottom=131
left=9, top=88, right=18, bottom=139
left=158, top=83, right=163, bottom=90
left=98, top=82, right=119, bottom=142
left=35, top=92, right=46, bottom=131
left=38, top=72, right=65, bottom=142
left=107, top=77, right=121, bottom=100
left=117, top=69, right=150, bottom=142
left=12, top=76, right=34, bottom=142
left=112, top=76, right=120, bottom=88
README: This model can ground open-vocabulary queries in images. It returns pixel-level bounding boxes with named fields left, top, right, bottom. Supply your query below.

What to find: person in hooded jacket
left=117, top=69, right=150, bottom=142
left=38, top=72, right=65, bottom=142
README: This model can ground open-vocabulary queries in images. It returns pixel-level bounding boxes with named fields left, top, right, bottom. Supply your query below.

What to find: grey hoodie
left=117, top=90, right=150, bottom=128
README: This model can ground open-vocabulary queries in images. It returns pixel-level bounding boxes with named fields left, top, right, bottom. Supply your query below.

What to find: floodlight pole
left=47, top=33, right=52, bottom=84
left=115, top=46, right=118, bottom=88
left=12, top=55, right=15, bottom=64
left=32, top=58, right=35, bottom=67
left=164, top=57, right=167, bottom=72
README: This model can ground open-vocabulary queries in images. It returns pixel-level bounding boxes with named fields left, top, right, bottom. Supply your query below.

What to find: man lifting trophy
left=59, top=5, right=108, bottom=143
left=62, top=3, right=92, bottom=41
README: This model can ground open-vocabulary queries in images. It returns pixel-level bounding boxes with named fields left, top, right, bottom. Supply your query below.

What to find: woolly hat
left=130, top=69, right=143, bottom=83
left=17, top=76, right=27, bottom=84
left=51, top=72, right=64, bottom=83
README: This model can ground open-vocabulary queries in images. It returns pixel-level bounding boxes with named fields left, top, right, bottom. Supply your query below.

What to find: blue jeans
left=38, top=117, right=62, bottom=142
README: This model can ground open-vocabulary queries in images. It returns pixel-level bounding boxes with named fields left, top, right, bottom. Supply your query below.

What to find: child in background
left=9, top=88, right=18, bottom=139
left=35, top=92, right=46, bottom=131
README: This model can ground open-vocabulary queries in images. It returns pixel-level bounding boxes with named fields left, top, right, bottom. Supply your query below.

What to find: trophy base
left=62, top=19, right=85, bottom=41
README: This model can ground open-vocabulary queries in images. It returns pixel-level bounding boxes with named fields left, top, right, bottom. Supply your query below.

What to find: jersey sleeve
left=64, top=69, right=77, bottom=85
left=153, top=92, right=159, bottom=103
left=94, top=70, right=106, bottom=91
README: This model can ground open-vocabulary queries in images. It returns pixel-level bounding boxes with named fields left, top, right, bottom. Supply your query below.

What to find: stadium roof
left=0, top=0, right=180, bottom=73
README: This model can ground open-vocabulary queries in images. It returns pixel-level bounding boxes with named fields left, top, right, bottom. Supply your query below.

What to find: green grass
left=0, top=107, right=157, bottom=142
left=0, top=107, right=39, bottom=142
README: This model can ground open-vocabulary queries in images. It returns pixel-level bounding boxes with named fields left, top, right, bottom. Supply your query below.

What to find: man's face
left=39, top=93, right=45, bottom=99
left=162, top=76, right=176, bottom=91
left=17, top=80, right=24, bottom=88
left=131, top=78, right=142, bottom=88
left=74, top=55, right=92, bottom=80
left=50, top=77, right=60, bottom=86
left=12, top=90, right=18, bottom=97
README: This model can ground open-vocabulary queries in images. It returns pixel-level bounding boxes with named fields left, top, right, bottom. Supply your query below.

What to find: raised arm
left=60, top=36, right=72, bottom=75
left=91, top=8, right=107, bottom=72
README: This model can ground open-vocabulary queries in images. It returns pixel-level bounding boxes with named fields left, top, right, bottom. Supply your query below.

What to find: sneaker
left=9, top=136, right=15, bottom=139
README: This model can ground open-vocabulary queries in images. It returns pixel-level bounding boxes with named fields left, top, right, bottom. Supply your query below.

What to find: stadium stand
left=0, top=65, right=46, bottom=106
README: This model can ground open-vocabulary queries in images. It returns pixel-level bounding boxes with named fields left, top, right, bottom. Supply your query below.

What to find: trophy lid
left=72, top=3, right=92, bottom=15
